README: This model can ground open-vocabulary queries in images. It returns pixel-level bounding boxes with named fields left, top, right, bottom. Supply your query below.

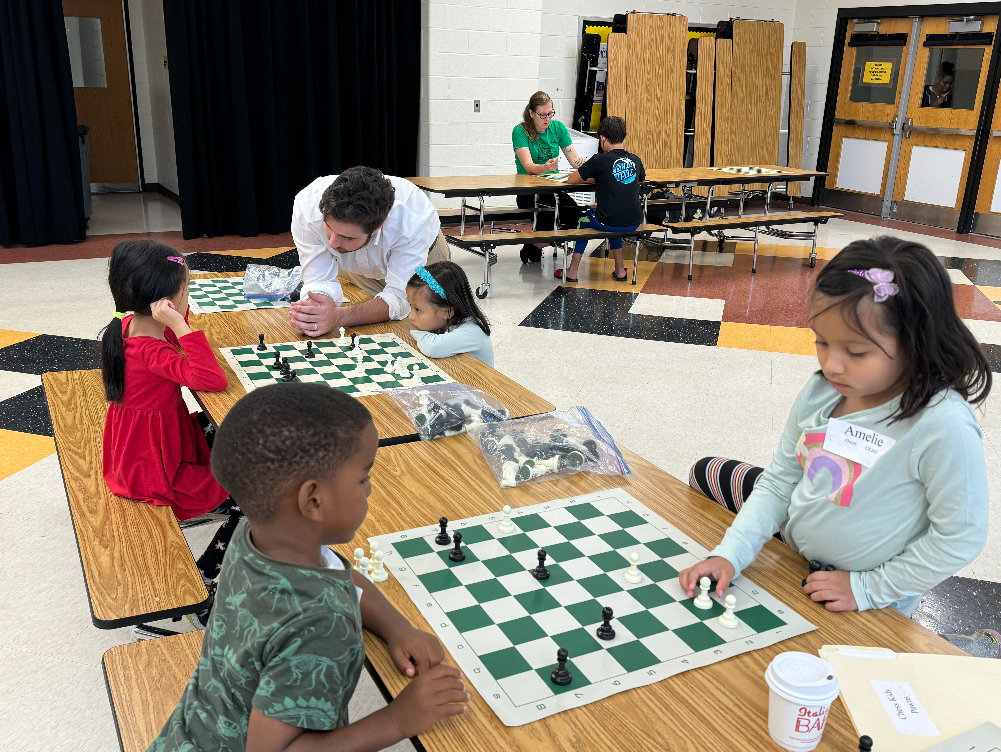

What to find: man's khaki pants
left=338, top=230, right=451, bottom=298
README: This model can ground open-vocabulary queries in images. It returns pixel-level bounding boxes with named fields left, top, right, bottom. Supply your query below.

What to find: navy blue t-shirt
left=577, top=149, right=646, bottom=227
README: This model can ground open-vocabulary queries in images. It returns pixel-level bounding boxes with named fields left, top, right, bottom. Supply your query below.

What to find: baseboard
left=143, top=183, right=180, bottom=205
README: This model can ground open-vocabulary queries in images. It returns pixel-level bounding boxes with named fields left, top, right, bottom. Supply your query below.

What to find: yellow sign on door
left=863, top=61, right=893, bottom=84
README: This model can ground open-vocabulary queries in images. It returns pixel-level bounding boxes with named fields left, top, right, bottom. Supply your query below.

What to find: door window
left=850, top=46, right=904, bottom=104
left=64, top=17, right=107, bottom=88
left=920, top=48, right=985, bottom=109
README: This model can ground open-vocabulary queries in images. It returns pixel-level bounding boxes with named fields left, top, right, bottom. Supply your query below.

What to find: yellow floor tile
left=977, top=285, right=1001, bottom=311
left=563, top=256, right=660, bottom=292
left=0, top=329, right=40, bottom=349
left=0, top=429, right=55, bottom=482
left=733, top=242, right=841, bottom=260
left=202, top=247, right=293, bottom=258
left=717, top=322, right=817, bottom=355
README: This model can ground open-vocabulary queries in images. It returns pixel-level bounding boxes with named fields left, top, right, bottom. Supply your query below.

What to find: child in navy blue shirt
left=559, top=116, right=645, bottom=282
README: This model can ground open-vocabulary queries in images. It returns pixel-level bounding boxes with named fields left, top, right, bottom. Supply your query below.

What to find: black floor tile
left=982, top=343, right=1001, bottom=373
left=186, top=249, right=299, bottom=272
left=938, top=256, right=1001, bottom=286
left=0, top=334, right=100, bottom=375
left=519, top=287, right=720, bottom=346
left=0, top=386, right=53, bottom=436
left=911, top=576, right=1001, bottom=637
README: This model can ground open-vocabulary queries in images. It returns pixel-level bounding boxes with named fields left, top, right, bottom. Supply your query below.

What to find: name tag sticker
left=871, top=680, right=940, bottom=736
left=823, top=418, right=895, bottom=468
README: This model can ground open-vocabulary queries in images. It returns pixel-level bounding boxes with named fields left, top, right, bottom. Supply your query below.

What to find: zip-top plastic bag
left=468, top=407, right=630, bottom=487
left=387, top=383, right=510, bottom=440
left=243, top=263, right=303, bottom=301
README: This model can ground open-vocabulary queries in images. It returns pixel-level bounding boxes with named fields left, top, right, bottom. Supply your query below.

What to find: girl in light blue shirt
left=406, top=261, right=494, bottom=367
left=681, top=236, right=991, bottom=615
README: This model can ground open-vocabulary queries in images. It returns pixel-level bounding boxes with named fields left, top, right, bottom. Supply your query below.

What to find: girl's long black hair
left=100, top=240, right=188, bottom=403
left=407, top=260, right=490, bottom=335
left=813, top=236, right=991, bottom=421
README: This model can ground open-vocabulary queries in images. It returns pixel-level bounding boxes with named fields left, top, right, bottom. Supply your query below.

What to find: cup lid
left=766, top=652, right=839, bottom=704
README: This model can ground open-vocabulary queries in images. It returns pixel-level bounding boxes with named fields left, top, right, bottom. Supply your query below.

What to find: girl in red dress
left=100, top=240, right=241, bottom=588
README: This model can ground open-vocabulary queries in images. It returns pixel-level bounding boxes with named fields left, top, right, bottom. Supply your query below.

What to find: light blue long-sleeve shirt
left=411, top=319, right=494, bottom=367
left=711, top=374, right=989, bottom=616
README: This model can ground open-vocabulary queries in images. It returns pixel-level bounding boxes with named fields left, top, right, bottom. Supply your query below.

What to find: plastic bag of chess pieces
left=386, top=383, right=510, bottom=440
left=242, top=263, right=303, bottom=301
left=468, top=407, right=630, bottom=487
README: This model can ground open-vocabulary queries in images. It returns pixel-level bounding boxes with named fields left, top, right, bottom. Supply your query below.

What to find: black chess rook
left=448, top=531, right=465, bottom=562
left=596, top=606, right=615, bottom=640
left=435, top=517, right=450, bottom=546
left=550, top=647, right=572, bottom=686
left=532, top=549, right=550, bottom=580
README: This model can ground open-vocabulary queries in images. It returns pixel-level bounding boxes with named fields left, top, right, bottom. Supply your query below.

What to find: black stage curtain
left=164, top=0, right=421, bottom=239
left=0, top=0, right=86, bottom=246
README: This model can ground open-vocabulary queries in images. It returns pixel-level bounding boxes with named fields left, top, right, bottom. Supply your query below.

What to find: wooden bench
left=446, top=224, right=664, bottom=296
left=663, top=210, right=844, bottom=279
left=103, top=630, right=202, bottom=752
left=43, top=369, right=210, bottom=630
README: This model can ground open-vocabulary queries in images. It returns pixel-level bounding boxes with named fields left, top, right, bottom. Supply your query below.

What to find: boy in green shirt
left=147, top=383, right=468, bottom=752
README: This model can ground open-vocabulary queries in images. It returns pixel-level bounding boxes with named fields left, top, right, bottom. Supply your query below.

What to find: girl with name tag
left=680, top=237, right=991, bottom=615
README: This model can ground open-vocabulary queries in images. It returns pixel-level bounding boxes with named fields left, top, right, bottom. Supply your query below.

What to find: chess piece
left=550, top=648, right=572, bottom=686
left=271, top=350, right=282, bottom=370
left=354, top=346, right=365, bottom=364
left=257, top=333, right=266, bottom=351
left=693, top=576, right=713, bottom=609
left=370, top=551, right=388, bottom=582
left=304, top=341, right=315, bottom=359
left=623, top=552, right=642, bottom=584
left=448, top=531, right=465, bottom=562
left=435, top=517, right=450, bottom=546
left=804, top=559, right=823, bottom=587
left=353, top=548, right=364, bottom=573
left=358, top=556, right=372, bottom=580
left=406, top=364, right=421, bottom=385
left=718, top=594, right=738, bottom=628
left=497, top=505, right=515, bottom=533
left=858, top=736, right=873, bottom=752
left=825, top=564, right=836, bottom=571
left=351, top=332, right=357, bottom=350
left=368, top=541, right=381, bottom=573
left=337, top=327, right=347, bottom=346
left=532, top=549, right=550, bottom=580
left=596, top=606, right=615, bottom=640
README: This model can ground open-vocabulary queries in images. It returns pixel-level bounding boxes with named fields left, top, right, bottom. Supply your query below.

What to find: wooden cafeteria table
left=344, top=435, right=964, bottom=752
left=189, top=283, right=554, bottom=440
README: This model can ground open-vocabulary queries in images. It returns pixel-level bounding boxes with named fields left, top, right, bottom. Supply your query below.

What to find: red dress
left=102, top=316, right=230, bottom=520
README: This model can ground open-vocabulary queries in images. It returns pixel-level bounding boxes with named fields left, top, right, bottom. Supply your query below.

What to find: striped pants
left=688, top=457, right=785, bottom=542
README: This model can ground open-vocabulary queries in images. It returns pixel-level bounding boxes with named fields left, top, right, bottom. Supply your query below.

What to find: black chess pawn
left=858, top=736, right=873, bottom=752
left=825, top=564, right=836, bottom=572
left=435, top=517, right=450, bottom=546
left=550, top=647, right=572, bottom=686
left=271, top=350, right=282, bottom=370
left=304, top=341, right=315, bottom=359
left=803, top=559, right=823, bottom=587
left=596, top=606, right=615, bottom=640
left=257, top=333, right=266, bottom=351
left=448, top=531, right=465, bottom=562
left=351, top=332, right=357, bottom=350
left=532, top=549, right=550, bottom=580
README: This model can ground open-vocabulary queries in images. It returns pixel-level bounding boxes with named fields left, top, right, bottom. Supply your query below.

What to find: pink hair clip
left=849, top=268, right=898, bottom=302
left=167, top=256, right=185, bottom=265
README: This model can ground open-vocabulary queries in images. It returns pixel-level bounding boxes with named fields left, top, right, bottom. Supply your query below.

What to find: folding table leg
left=810, top=227, right=818, bottom=268
left=632, top=237, right=639, bottom=285
left=460, top=198, right=467, bottom=236
left=688, top=234, right=695, bottom=281
left=752, top=225, right=759, bottom=274
left=561, top=243, right=568, bottom=288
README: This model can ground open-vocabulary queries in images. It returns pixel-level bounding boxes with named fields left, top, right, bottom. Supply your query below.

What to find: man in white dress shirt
left=289, top=167, right=450, bottom=335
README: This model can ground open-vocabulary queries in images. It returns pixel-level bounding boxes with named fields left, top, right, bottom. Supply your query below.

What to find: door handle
left=890, top=116, right=899, bottom=136
left=903, top=118, right=913, bottom=138
left=833, top=117, right=896, bottom=129
left=903, top=121, right=976, bottom=137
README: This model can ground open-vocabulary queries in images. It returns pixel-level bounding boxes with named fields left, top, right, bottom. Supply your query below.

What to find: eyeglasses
left=533, top=110, right=556, bottom=120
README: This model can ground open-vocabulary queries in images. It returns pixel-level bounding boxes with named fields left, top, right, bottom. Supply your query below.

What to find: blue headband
left=415, top=265, right=446, bottom=301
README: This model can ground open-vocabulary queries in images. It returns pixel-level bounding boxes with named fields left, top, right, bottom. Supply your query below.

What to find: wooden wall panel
left=787, top=41, right=806, bottom=196
left=626, top=13, right=687, bottom=169
left=693, top=37, right=715, bottom=168
left=607, top=32, right=628, bottom=122
left=714, top=39, right=734, bottom=167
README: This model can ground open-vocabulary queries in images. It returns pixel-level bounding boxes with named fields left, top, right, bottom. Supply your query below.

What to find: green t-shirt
left=147, top=519, right=365, bottom=751
left=512, top=120, right=572, bottom=174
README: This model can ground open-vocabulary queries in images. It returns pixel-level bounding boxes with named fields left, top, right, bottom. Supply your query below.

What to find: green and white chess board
left=188, top=275, right=291, bottom=314
left=710, top=166, right=791, bottom=176
left=369, top=489, right=816, bottom=726
left=219, top=334, right=454, bottom=396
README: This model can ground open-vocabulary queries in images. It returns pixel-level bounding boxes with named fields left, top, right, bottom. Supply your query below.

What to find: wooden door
left=973, top=82, right=1001, bottom=235
left=891, top=15, right=998, bottom=229
left=826, top=17, right=914, bottom=216
left=63, top=0, right=138, bottom=187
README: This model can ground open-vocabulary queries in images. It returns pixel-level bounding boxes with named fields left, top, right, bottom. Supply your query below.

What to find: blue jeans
left=573, top=209, right=639, bottom=255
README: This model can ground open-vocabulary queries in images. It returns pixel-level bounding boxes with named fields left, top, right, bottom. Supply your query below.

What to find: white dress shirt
left=291, top=174, right=441, bottom=320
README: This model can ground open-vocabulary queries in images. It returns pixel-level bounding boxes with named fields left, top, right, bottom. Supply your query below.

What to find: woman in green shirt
left=512, top=91, right=587, bottom=262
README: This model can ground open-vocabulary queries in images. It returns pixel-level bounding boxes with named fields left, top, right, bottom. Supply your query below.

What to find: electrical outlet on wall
left=473, top=100, right=480, bottom=113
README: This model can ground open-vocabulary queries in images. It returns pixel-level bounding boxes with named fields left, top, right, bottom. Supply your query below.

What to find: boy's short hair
left=598, top=116, right=627, bottom=144
left=211, top=384, right=373, bottom=522
left=318, top=166, right=396, bottom=234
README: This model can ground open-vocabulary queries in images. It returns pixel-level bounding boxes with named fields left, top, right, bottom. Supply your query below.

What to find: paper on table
left=818, top=645, right=1001, bottom=752
left=924, top=722, right=1001, bottom=752
left=540, top=172, right=571, bottom=182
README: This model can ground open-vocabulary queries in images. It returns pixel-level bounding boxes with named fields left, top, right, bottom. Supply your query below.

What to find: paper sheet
left=818, top=645, right=1001, bottom=752
left=924, top=722, right=1001, bottom=752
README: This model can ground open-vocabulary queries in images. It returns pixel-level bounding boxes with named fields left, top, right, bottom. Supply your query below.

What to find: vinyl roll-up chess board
left=188, top=275, right=292, bottom=314
left=219, top=334, right=455, bottom=396
left=369, top=489, right=816, bottom=726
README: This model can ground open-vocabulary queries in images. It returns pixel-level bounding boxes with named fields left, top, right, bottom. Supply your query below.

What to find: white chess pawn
left=497, top=505, right=515, bottom=533
left=367, top=541, right=381, bottom=573
left=718, top=594, right=738, bottom=628
left=353, top=548, right=365, bottom=573
left=337, top=327, right=347, bottom=346
left=623, top=552, right=643, bottom=583
left=693, top=576, right=713, bottom=609
left=406, top=364, right=422, bottom=385
left=370, top=550, right=388, bottom=582
left=354, top=346, right=365, bottom=364
left=358, top=556, right=372, bottom=581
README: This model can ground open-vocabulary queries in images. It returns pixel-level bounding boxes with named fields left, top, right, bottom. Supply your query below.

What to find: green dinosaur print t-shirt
left=148, top=519, right=365, bottom=751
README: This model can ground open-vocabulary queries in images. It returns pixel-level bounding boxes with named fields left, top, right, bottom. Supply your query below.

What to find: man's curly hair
left=318, top=166, right=396, bottom=234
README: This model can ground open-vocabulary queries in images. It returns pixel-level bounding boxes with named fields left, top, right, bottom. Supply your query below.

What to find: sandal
left=554, top=269, right=578, bottom=283
left=612, top=269, right=629, bottom=281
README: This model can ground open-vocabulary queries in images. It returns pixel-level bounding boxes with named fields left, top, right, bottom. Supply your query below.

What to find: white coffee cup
left=765, top=652, right=839, bottom=751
